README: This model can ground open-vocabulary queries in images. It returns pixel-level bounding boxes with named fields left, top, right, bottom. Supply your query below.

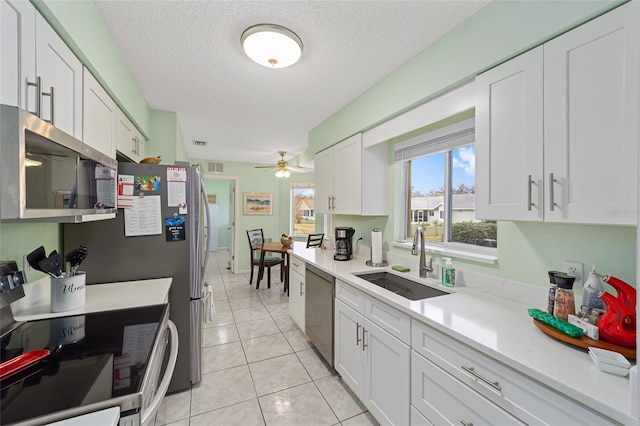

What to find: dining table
left=257, top=242, right=292, bottom=294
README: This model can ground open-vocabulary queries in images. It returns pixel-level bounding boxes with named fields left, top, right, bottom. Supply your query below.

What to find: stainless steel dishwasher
left=305, top=264, right=335, bottom=367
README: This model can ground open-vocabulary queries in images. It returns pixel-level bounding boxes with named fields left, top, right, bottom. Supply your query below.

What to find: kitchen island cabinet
left=476, top=1, right=638, bottom=225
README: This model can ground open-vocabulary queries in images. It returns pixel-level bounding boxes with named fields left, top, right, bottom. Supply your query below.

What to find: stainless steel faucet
left=412, top=227, right=433, bottom=278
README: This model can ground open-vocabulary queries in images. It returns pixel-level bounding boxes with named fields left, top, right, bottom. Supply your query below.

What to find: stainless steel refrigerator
left=63, top=161, right=210, bottom=393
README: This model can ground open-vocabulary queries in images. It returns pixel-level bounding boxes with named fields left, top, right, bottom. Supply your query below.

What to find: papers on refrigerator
left=124, top=195, right=162, bottom=236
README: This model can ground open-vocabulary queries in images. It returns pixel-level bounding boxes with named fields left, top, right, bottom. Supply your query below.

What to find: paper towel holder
left=366, top=228, right=388, bottom=267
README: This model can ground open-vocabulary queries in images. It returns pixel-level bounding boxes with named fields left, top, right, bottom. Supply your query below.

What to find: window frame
left=396, top=118, right=497, bottom=260
left=290, top=182, right=315, bottom=237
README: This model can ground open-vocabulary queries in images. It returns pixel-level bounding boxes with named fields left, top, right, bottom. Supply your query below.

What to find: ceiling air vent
left=193, top=140, right=207, bottom=146
left=208, top=162, right=224, bottom=173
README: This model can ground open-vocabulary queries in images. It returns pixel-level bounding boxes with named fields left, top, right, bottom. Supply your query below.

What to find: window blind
left=394, top=118, right=475, bottom=161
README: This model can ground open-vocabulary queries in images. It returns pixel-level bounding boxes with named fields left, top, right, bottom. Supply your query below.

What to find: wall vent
left=193, top=140, right=207, bottom=146
left=208, top=162, right=224, bottom=173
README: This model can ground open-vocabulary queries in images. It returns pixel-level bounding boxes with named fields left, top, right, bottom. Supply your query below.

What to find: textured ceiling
left=94, top=0, right=488, bottom=166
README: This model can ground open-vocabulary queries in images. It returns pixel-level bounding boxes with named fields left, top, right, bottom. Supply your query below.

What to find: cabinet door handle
left=26, top=76, right=42, bottom=117
left=328, top=196, right=332, bottom=211
left=549, top=172, right=556, bottom=211
left=460, top=421, right=473, bottom=426
left=527, top=175, right=534, bottom=210
left=300, top=281, right=304, bottom=296
left=461, top=365, right=502, bottom=392
left=362, top=328, right=368, bottom=351
left=356, top=322, right=361, bottom=346
left=41, top=86, right=54, bottom=125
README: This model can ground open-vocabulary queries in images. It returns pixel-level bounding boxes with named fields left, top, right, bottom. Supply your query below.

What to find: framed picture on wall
left=243, top=192, right=273, bottom=215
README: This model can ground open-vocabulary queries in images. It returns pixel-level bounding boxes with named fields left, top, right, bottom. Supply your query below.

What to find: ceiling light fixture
left=241, top=24, right=303, bottom=68
left=275, top=169, right=291, bottom=178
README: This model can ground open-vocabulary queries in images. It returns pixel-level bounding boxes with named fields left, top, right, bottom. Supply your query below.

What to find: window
left=291, top=183, right=315, bottom=236
left=396, top=118, right=497, bottom=250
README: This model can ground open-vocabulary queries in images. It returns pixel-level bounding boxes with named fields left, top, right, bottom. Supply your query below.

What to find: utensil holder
left=50, top=272, right=86, bottom=312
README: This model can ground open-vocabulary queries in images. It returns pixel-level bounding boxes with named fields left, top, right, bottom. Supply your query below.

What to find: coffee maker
left=334, top=227, right=355, bottom=261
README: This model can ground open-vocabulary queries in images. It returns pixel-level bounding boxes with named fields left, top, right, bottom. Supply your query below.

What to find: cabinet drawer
left=411, top=320, right=613, bottom=425
left=412, top=351, right=522, bottom=426
left=290, top=256, right=306, bottom=276
left=336, top=280, right=365, bottom=315
left=410, top=406, right=433, bottom=426
left=365, top=296, right=410, bottom=344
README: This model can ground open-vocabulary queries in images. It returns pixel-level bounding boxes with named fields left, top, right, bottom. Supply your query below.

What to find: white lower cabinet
left=334, top=283, right=410, bottom=426
left=288, top=257, right=305, bottom=332
left=411, top=319, right=615, bottom=425
left=411, top=350, right=522, bottom=425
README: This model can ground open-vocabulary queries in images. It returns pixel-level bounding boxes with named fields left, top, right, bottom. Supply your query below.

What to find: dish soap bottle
left=582, top=265, right=605, bottom=310
left=442, top=257, right=455, bottom=287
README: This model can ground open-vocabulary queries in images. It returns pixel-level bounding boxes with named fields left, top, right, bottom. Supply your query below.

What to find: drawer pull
left=461, top=365, right=502, bottom=392
left=460, top=421, right=473, bottom=426
left=362, top=328, right=368, bottom=351
left=527, top=174, right=534, bottom=210
left=356, top=322, right=361, bottom=346
left=292, top=262, right=299, bottom=267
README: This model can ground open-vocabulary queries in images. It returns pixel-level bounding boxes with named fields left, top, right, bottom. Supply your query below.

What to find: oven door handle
left=141, top=320, right=179, bottom=425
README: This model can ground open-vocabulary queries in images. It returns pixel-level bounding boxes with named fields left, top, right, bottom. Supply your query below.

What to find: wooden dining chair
left=306, top=233, right=324, bottom=248
left=246, top=229, right=284, bottom=288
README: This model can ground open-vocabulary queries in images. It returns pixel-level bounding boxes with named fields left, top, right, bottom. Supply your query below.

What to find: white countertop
left=290, top=242, right=635, bottom=424
left=11, top=277, right=172, bottom=321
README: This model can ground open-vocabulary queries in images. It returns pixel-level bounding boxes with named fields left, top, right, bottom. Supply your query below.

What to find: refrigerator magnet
left=165, top=214, right=186, bottom=241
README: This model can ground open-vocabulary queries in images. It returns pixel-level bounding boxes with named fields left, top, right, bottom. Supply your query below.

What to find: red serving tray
left=0, top=349, right=50, bottom=380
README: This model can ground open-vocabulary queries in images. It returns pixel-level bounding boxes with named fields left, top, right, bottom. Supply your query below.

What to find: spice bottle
left=553, top=273, right=576, bottom=321
left=547, top=271, right=562, bottom=315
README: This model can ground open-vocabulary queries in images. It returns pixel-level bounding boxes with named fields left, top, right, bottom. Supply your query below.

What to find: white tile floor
left=153, top=250, right=379, bottom=426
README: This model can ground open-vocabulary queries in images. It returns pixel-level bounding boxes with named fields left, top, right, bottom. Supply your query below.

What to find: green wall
left=192, top=158, right=314, bottom=272
left=0, top=222, right=60, bottom=281
left=309, top=0, right=623, bottom=153
left=309, top=0, right=636, bottom=288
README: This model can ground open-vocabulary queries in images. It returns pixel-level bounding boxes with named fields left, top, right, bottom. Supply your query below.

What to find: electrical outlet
left=23, top=255, right=32, bottom=277
left=359, top=233, right=364, bottom=241
left=563, top=261, right=584, bottom=288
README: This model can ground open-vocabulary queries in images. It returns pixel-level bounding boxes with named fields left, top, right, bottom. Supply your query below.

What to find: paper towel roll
left=371, top=228, right=383, bottom=264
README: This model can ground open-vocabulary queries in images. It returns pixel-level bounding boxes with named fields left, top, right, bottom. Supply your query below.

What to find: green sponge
left=392, top=265, right=410, bottom=273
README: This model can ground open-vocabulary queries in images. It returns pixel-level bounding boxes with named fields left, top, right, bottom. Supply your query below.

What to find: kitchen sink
left=353, top=272, right=449, bottom=300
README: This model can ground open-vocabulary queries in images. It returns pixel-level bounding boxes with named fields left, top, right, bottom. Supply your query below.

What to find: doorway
left=203, top=175, right=240, bottom=273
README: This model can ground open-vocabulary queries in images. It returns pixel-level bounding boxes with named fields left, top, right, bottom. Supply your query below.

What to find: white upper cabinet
left=36, top=13, right=83, bottom=139
left=314, top=133, right=389, bottom=216
left=1, top=0, right=36, bottom=110
left=116, top=108, right=145, bottom=162
left=83, top=68, right=117, bottom=158
left=315, top=134, right=362, bottom=215
left=475, top=46, right=543, bottom=221
left=543, top=2, right=638, bottom=225
left=476, top=2, right=638, bottom=225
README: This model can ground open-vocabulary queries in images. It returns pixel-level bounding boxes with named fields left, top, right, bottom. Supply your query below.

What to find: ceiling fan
left=255, top=151, right=311, bottom=177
